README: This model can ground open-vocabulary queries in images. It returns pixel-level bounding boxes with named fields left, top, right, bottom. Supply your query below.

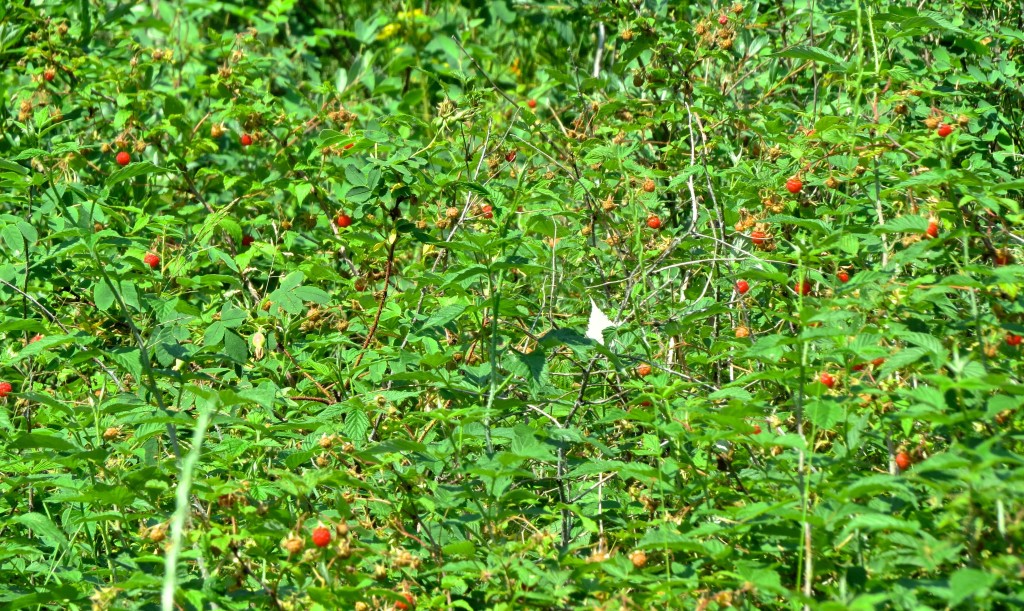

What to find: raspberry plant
left=1, top=1, right=1023, bottom=609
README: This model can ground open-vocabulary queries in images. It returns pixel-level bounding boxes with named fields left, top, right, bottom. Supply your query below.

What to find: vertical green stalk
left=161, top=394, right=214, bottom=611
left=959, top=182, right=985, bottom=367
left=864, top=0, right=881, bottom=74
left=792, top=264, right=814, bottom=604
left=484, top=268, right=503, bottom=455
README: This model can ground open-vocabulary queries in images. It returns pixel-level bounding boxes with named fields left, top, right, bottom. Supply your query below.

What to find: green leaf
left=291, top=181, right=314, bottom=205
left=0, top=159, right=29, bottom=175
left=343, top=407, right=371, bottom=441
left=990, top=179, right=1024, bottom=194
left=10, top=513, right=69, bottom=551
left=1, top=225, right=26, bottom=256
left=8, top=433, right=79, bottom=452
left=708, top=387, right=753, bottom=401
left=422, top=304, right=468, bottom=328
left=805, top=399, right=841, bottom=429
left=841, top=513, right=920, bottom=535
left=120, top=280, right=140, bottom=311
left=836, top=233, right=859, bottom=255
left=775, top=45, right=844, bottom=66
left=204, top=321, right=225, bottom=346
left=93, top=281, right=115, bottom=311
left=222, top=329, right=248, bottom=362
left=949, top=568, right=995, bottom=605
left=220, top=303, right=247, bottom=329
left=890, top=169, right=949, bottom=190
left=441, top=540, right=476, bottom=557
left=106, top=161, right=168, bottom=186
left=876, top=215, right=929, bottom=234
left=902, top=332, right=946, bottom=358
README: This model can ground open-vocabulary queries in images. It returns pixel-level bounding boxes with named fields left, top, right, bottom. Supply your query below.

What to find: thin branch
left=450, top=34, right=519, bottom=108
left=282, top=348, right=337, bottom=402
left=354, top=234, right=398, bottom=365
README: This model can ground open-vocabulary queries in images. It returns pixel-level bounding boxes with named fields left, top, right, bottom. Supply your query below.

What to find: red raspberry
left=837, top=270, right=850, bottom=283
left=336, top=213, right=352, bottom=228
left=116, top=151, right=131, bottom=166
left=936, top=123, right=953, bottom=137
left=240, top=133, right=253, bottom=146
left=647, top=215, right=662, bottom=229
left=895, top=451, right=911, bottom=470
left=735, top=280, right=749, bottom=294
left=143, top=253, right=160, bottom=269
left=0, top=381, right=12, bottom=398
left=785, top=177, right=803, bottom=194
left=794, top=280, right=812, bottom=296
left=1007, top=334, right=1022, bottom=347
left=482, top=204, right=493, bottom=220
left=926, top=220, right=939, bottom=238
left=311, top=526, right=331, bottom=548
left=527, top=99, right=537, bottom=109
left=819, top=372, right=835, bottom=388
left=396, top=592, right=416, bottom=610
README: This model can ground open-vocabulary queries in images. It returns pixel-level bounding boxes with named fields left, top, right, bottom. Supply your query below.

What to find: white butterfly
left=585, top=299, right=620, bottom=345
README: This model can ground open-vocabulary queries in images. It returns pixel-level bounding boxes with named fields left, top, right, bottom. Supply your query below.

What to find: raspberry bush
left=1, top=1, right=1023, bottom=609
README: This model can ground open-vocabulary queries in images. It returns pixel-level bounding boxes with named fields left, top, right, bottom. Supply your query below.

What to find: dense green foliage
left=2, top=0, right=1023, bottom=609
